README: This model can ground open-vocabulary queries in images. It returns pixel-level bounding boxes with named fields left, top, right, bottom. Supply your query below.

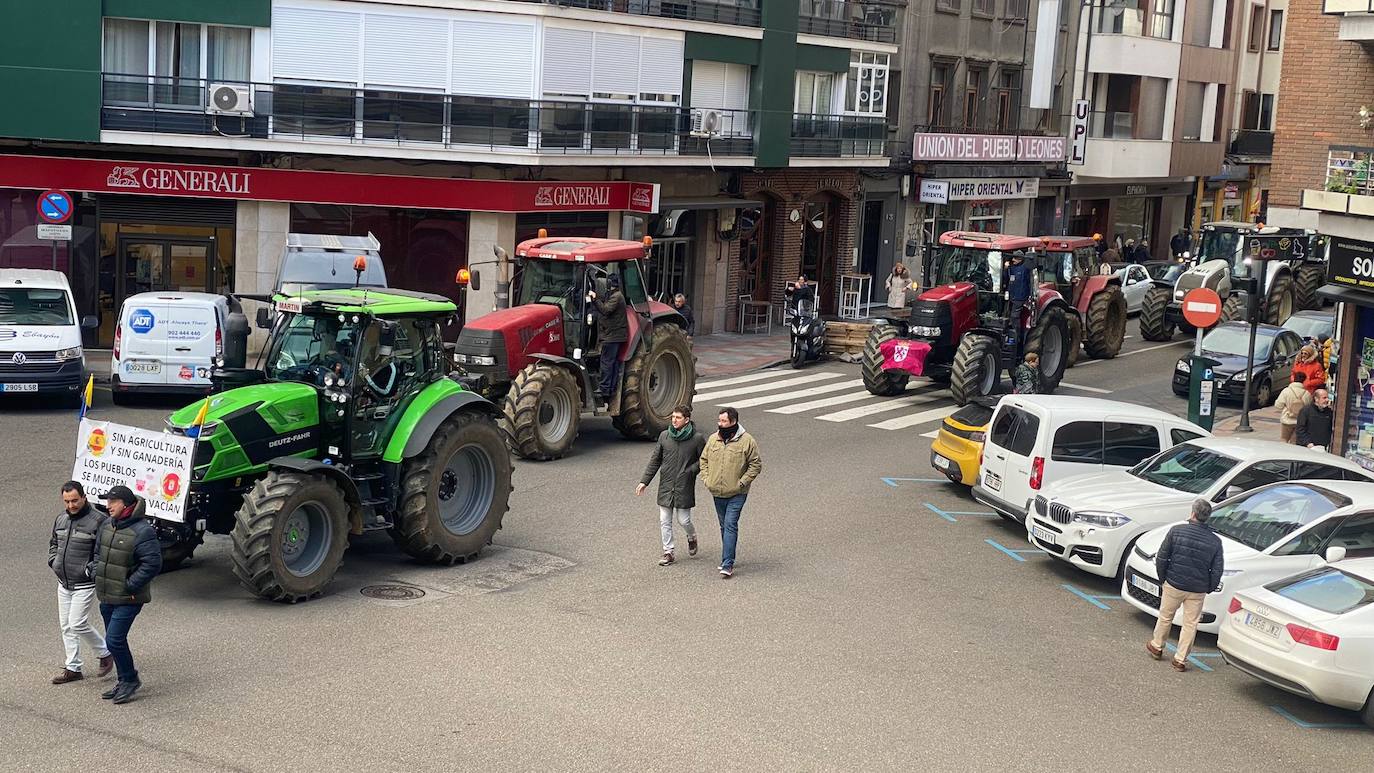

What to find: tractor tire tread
left=618, top=325, right=694, bottom=441
left=950, top=334, right=1000, bottom=406
left=861, top=323, right=910, bottom=396
left=500, top=363, right=580, bottom=461
left=1139, top=285, right=1174, bottom=342
left=229, top=471, right=347, bottom=604
left=1084, top=285, right=1128, bottom=359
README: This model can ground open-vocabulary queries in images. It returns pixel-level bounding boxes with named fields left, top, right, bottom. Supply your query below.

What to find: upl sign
left=1070, top=100, right=1089, bottom=166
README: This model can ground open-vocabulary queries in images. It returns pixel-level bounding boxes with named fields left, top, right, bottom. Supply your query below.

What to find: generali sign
left=0, top=154, right=661, bottom=214
left=912, top=133, right=1067, bottom=163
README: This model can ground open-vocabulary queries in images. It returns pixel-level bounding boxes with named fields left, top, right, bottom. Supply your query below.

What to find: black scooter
left=784, top=281, right=826, bottom=369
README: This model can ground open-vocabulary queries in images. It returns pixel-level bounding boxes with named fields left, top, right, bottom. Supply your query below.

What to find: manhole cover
left=359, top=584, right=425, bottom=601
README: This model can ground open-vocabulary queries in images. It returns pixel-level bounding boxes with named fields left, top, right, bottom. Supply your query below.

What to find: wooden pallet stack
left=823, top=320, right=874, bottom=356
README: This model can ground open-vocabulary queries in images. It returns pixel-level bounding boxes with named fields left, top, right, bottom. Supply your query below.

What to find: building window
left=929, top=62, right=951, bottom=128
left=1180, top=81, right=1206, bottom=141
left=1268, top=9, right=1284, bottom=50
left=973, top=0, right=995, bottom=16
left=1248, top=4, right=1264, bottom=51
left=936, top=0, right=962, bottom=12
left=1258, top=93, right=1275, bottom=131
left=963, top=67, right=985, bottom=130
left=102, top=18, right=252, bottom=106
left=1004, top=0, right=1029, bottom=19
left=995, top=69, right=1020, bottom=132
left=968, top=201, right=1004, bottom=233
left=845, top=52, right=889, bottom=116
left=1189, top=0, right=1214, bottom=46
left=795, top=71, right=836, bottom=114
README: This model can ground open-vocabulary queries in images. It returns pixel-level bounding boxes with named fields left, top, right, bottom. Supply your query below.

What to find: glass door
left=116, top=236, right=212, bottom=309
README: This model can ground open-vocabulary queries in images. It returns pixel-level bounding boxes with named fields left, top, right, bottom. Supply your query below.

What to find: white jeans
left=57, top=584, right=108, bottom=672
left=659, top=507, right=696, bottom=553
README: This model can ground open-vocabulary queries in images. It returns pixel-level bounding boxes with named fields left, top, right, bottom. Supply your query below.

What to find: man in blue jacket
left=87, top=486, right=162, bottom=704
left=1146, top=498, right=1224, bottom=671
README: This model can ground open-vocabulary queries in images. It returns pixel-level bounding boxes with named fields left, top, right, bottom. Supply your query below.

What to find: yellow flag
left=82, top=375, right=94, bottom=409
left=192, top=399, right=210, bottom=428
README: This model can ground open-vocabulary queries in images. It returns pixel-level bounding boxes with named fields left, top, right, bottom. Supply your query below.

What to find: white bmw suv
left=1027, top=437, right=1373, bottom=578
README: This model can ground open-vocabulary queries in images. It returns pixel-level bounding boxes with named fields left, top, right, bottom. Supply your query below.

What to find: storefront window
left=967, top=201, right=1004, bottom=233
left=1113, top=196, right=1154, bottom=246
left=96, top=221, right=235, bottom=346
left=1345, top=306, right=1374, bottom=473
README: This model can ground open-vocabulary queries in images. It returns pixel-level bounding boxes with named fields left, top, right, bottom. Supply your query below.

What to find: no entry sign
left=37, top=189, right=73, bottom=223
left=1181, top=288, right=1223, bottom=329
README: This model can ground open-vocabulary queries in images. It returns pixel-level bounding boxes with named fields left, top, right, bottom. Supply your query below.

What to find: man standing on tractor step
left=699, top=407, right=762, bottom=579
left=87, top=486, right=162, bottom=704
left=637, top=404, right=706, bottom=566
left=49, top=481, right=113, bottom=685
left=588, top=273, right=628, bottom=406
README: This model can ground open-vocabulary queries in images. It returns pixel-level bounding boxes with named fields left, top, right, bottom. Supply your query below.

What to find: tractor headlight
left=324, top=374, right=336, bottom=387
left=913, top=325, right=942, bottom=337
left=472, top=355, right=496, bottom=366
left=454, top=354, right=469, bottom=364
left=55, top=346, right=83, bottom=361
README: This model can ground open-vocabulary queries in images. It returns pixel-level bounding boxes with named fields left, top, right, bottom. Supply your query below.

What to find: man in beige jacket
left=1274, top=372, right=1312, bottom=444
left=699, top=407, right=762, bottom=578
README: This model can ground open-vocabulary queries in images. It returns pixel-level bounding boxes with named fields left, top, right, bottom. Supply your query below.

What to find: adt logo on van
left=130, top=309, right=156, bottom=334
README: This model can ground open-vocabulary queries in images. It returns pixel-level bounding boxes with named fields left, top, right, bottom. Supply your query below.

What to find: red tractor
left=861, top=231, right=1073, bottom=405
left=1035, top=236, right=1128, bottom=363
left=453, top=237, right=695, bottom=460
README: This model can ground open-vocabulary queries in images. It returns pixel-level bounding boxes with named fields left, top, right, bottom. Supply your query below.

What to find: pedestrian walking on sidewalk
left=699, top=407, right=762, bottom=579
left=638, top=404, right=706, bottom=566
left=1296, top=388, right=1335, bottom=451
left=49, top=481, right=112, bottom=685
left=89, top=486, right=162, bottom=704
left=1147, top=499, right=1224, bottom=672
left=1274, top=372, right=1312, bottom=444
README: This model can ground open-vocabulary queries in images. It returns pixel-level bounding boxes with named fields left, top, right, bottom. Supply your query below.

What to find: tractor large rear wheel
left=1295, top=264, right=1325, bottom=311
left=394, top=411, right=512, bottom=564
left=230, top=471, right=349, bottom=603
left=861, top=323, right=910, bottom=396
left=501, top=363, right=581, bottom=461
left=951, top=334, right=1000, bottom=406
left=617, top=324, right=695, bottom=440
left=1221, top=294, right=1245, bottom=324
left=1065, top=314, right=1083, bottom=368
left=1027, top=307, right=1071, bottom=393
left=1265, top=272, right=1296, bottom=325
left=1139, top=285, right=1174, bottom=341
left=1084, top=286, right=1128, bottom=359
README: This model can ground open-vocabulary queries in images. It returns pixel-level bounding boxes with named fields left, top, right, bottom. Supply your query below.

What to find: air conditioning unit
left=207, top=83, right=253, bottom=117
left=689, top=108, right=722, bottom=138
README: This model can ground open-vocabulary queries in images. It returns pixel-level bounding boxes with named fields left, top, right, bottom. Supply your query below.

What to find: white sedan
left=1028, top=437, right=1372, bottom=579
left=1219, top=556, right=1374, bottom=727
left=1121, top=480, right=1374, bottom=635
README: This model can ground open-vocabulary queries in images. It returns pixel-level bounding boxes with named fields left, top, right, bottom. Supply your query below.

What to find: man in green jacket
left=699, top=407, right=762, bottom=579
left=87, top=486, right=162, bottom=704
left=638, top=404, right=707, bottom=566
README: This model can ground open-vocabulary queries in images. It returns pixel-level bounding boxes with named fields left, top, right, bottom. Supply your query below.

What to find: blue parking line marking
left=924, top=503, right=998, bottom=522
left=1270, top=705, right=1365, bottom=730
left=1062, top=584, right=1113, bottom=610
left=925, top=503, right=957, bottom=522
left=1163, top=642, right=1221, bottom=672
left=881, top=477, right=946, bottom=487
left=986, top=538, right=1044, bottom=562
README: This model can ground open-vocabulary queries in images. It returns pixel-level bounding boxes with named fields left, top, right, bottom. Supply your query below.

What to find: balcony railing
left=101, top=75, right=757, bottom=158
left=797, top=0, right=898, bottom=43
left=1093, top=1, right=1173, bottom=39
left=789, top=113, right=888, bottom=157
left=1230, top=130, right=1273, bottom=157
left=510, top=0, right=761, bottom=26
left=1324, top=147, right=1374, bottom=196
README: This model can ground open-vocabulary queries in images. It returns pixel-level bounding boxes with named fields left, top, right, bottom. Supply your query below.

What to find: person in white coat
left=886, top=263, right=913, bottom=311
left=1274, top=371, right=1312, bottom=444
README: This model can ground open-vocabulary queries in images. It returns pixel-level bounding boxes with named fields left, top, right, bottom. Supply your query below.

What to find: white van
left=0, top=269, right=92, bottom=403
left=112, top=292, right=236, bottom=403
left=972, top=395, right=1209, bottom=523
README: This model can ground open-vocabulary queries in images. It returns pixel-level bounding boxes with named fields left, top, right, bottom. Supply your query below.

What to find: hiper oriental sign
left=912, top=133, right=1067, bottom=162
left=73, top=419, right=195, bottom=523
left=0, top=154, right=661, bottom=214
left=920, top=178, right=1040, bottom=202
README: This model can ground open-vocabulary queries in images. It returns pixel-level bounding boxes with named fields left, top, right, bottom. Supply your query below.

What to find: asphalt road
left=1, top=333, right=1366, bottom=772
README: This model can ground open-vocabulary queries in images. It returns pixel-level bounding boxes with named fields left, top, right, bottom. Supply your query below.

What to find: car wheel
left=1362, top=687, right=1374, bottom=729
left=1253, top=378, right=1272, bottom=408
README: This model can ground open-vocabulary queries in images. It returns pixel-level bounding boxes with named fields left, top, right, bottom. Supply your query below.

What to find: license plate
left=984, top=471, right=1002, bottom=491
left=125, top=361, right=162, bottom=374
left=1031, top=525, right=1057, bottom=545
left=932, top=454, right=951, bottom=471
left=1244, top=611, right=1283, bottom=639
left=1, top=382, right=37, bottom=392
left=1130, top=574, right=1161, bottom=597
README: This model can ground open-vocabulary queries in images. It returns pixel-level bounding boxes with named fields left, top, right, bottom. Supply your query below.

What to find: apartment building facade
left=0, top=0, right=899, bottom=342
left=1219, top=0, right=1286, bottom=225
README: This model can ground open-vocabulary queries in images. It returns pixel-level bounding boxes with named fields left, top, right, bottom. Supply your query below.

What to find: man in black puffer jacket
left=87, top=486, right=162, bottom=704
left=1146, top=498, right=1224, bottom=671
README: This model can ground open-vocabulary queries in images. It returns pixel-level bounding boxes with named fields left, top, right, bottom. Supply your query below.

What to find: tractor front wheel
left=1220, top=294, right=1245, bottom=324
left=951, top=334, right=1000, bottom=406
left=230, top=471, right=349, bottom=603
left=861, top=323, right=910, bottom=396
left=617, top=324, right=695, bottom=440
left=1027, top=307, right=1071, bottom=393
left=394, top=411, right=512, bottom=565
left=1265, top=272, right=1296, bottom=325
left=1066, top=314, right=1083, bottom=368
left=501, top=363, right=581, bottom=461
left=1295, top=264, right=1325, bottom=311
left=1084, top=285, right=1127, bottom=359
left=1139, top=285, right=1174, bottom=341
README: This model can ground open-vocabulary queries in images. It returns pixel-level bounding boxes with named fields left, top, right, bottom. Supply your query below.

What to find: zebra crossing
left=690, top=366, right=1115, bottom=435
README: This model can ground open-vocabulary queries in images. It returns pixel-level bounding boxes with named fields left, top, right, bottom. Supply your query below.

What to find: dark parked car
left=1172, top=322, right=1304, bottom=405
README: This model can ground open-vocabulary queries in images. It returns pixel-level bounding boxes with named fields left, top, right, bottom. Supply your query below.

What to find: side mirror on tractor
left=255, top=307, right=272, bottom=330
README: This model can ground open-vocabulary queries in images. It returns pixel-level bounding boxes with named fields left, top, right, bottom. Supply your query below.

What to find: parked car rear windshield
left=0, top=288, right=73, bottom=326
left=1267, top=567, right=1374, bottom=615
left=1130, top=444, right=1238, bottom=494
left=1207, top=483, right=1348, bottom=551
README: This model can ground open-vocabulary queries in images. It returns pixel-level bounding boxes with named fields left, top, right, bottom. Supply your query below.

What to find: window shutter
left=363, top=14, right=449, bottom=90
left=723, top=63, right=750, bottom=111
left=592, top=33, right=641, bottom=96
left=542, top=27, right=593, bottom=96
left=639, top=37, right=684, bottom=96
left=272, top=7, right=361, bottom=83
left=452, top=20, right=536, bottom=98
left=690, top=62, right=726, bottom=108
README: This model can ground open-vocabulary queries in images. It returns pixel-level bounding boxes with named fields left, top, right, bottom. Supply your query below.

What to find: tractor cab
left=921, top=231, right=1044, bottom=323
left=1036, top=237, right=1102, bottom=301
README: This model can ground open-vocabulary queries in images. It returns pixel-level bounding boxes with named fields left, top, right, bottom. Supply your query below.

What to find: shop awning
left=1318, top=284, right=1374, bottom=305
left=659, top=196, right=766, bottom=210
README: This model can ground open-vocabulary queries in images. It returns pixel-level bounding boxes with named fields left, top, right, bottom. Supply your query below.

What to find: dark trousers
left=599, top=341, right=624, bottom=397
left=99, top=602, right=143, bottom=683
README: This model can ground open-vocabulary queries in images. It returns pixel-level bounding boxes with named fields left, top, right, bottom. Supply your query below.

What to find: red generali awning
left=0, top=153, right=661, bottom=214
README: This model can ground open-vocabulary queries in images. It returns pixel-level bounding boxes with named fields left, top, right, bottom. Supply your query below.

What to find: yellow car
left=930, top=399, right=995, bottom=486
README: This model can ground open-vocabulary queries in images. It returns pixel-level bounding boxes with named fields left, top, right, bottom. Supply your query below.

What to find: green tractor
left=161, top=287, right=512, bottom=603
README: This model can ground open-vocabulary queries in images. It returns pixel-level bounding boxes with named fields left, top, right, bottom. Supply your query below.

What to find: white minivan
left=0, top=269, right=93, bottom=404
left=972, top=395, right=1209, bottom=523
left=112, top=292, right=237, bottom=403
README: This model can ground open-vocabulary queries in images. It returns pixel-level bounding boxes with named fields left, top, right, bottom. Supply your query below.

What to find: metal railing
left=1093, top=2, right=1173, bottom=39
left=509, top=0, right=761, bottom=26
left=101, top=75, right=757, bottom=158
left=1230, top=130, right=1274, bottom=156
left=789, top=113, right=888, bottom=157
left=797, top=0, right=898, bottom=43
left=1325, top=147, right=1374, bottom=196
